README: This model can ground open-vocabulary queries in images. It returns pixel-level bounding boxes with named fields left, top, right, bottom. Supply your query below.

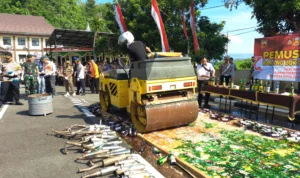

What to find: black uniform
left=128, top=41, right=147, bottom=62
left=127, top=41, right=148, bottom=78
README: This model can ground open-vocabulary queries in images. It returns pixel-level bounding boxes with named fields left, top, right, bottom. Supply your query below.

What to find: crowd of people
left=0, top=53, right=122, bottom=107
left=56, top=58, right=121, bottom=96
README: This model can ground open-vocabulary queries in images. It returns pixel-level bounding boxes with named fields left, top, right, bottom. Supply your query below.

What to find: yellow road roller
left=99, top=56, right=198, bottom=133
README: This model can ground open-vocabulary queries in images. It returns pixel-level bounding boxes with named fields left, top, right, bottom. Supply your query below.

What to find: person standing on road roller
left=21, top=54, right=39, bottom=96
left=197, top=57, right=215, bottom=109
left=118, top=31, right=152, bottom=63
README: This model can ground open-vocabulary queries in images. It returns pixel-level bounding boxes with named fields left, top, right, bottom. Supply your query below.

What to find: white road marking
left=72, top=101, right=82, bottom=104
left=0, top=104, right=9, bottom=120
left=81, top=108, right=95, bottom=117
left=67, top=96, right=95, bottom=117
left=71, top=99, right=81, bottom=101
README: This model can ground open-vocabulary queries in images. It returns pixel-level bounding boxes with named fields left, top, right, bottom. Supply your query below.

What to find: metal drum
left=28, top=94, right=53, bottom=116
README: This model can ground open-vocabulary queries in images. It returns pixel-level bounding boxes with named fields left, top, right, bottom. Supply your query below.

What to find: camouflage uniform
left=23, top=62, right=38, bottom=95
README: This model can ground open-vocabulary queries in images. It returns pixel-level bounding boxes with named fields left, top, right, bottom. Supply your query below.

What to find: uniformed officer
left=0, top=54, right=23, bottom=107
left=63, top=60, right=75, bottom=96
left=21, top=54, right=39, bottom=96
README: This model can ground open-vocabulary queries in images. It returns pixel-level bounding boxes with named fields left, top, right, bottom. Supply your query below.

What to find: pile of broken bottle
left=88, top=103, right=138, bottom=137
left=52, top=124, right=154, bottom=178
left=239, top=120, right=300, bottom=142
left=202, top=109, right=300, bottom=142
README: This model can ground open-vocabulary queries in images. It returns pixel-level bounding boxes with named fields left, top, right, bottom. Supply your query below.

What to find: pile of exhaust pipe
left=52, top=124, right=154, bottom=178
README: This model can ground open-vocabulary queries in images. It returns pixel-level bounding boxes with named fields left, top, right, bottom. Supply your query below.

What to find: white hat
left=118, top=31, right=134, bottom=46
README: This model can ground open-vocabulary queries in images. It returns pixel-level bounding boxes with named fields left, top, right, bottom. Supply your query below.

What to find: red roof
left=0, top=13, right=54, bottom=36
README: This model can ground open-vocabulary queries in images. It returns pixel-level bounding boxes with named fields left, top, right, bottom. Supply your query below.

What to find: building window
left=3, top=37, right=11, bottom=45
left=45, top=39, right=49, bottom=46
left=18, top=37, right=26, bottom=46
left=32, top=38, right=39, bottom=46
left=19, top=55, right=26, bottom=63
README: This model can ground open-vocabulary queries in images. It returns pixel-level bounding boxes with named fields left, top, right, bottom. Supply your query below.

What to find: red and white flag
left=189, top=0, right=199, bottom=52
left=115, top=3, right=127, bottom=33
left=151, top=0, right=169, bottom=52
left=182, top=9, right=188, bottom=40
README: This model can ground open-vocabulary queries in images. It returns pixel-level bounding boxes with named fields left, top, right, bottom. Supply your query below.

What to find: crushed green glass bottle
left=157, top=155, right=168, bottom=165
left=152, top=147, right=160, bottom=154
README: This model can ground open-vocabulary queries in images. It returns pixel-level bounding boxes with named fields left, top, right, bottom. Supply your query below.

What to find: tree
left=0, top=0, right=87, bottom=30
left=85, top=0, right=96, bottom=18
left=93, top=3, right=122, bottom=57
left=196, top=17, right=229, bottom=60
left=100, top=0, right=228, bottom=61
left=223, top=0, right=300, bottom=36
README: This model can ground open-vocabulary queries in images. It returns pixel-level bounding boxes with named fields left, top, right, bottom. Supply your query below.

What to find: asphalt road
left=0, top=85, right=103, bottom=178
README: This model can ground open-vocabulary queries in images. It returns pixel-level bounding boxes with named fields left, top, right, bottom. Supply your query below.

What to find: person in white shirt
left=43, top=57, right=57, bottom=97
left=74, top=58, right=86, bottom=95
left=197, top=57, right=215, bottom=108
left=219, top=56, right=233, bottom=86
left=229, top=57, right=237, bottom=83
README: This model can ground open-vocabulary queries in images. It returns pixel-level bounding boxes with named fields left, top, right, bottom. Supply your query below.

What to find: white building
left=0, top=13, right=54, bottom=63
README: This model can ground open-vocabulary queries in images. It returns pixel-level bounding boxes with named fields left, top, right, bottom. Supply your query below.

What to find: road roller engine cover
left=99, top=56, right=198, bottom=133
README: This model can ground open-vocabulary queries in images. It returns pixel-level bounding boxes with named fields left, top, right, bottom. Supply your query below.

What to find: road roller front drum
left=130, top=99, right=198, bottom=133
left=100, top=89, right=111, bottom=112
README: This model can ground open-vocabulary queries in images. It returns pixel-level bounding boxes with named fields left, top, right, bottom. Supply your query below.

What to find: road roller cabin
left=99, top=57, right=199, bottom=133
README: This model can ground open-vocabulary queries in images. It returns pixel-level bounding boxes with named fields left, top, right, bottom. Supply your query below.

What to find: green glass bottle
left=239, top=79, right=243, bottom=90
left=230, top=78, right=234, bottom=88
left=255, top=79, right=259, bottom=91
left=157, top=155, right=168, bottom=165
left=216, top=78, right=220, bottom=86
left=243, top=79, right=247, bottom=91
left=290, top=82, right=294, bottom=96
left=259, top=80, right=263, bottom=92
left=223, top=77, right=226, bottom=87
left=252, top=80, right=256, bottom=92
left=228, top=78, right=232, bottom=88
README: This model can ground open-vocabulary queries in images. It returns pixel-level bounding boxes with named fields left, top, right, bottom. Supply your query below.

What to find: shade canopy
left=47, top=29, right=115, bottom=48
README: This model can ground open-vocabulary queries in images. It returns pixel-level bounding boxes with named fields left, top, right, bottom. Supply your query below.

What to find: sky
left=97, top=0, right=263, bottom=55
left=97, top=0, right=112, bottom=3
left=200, top=1, right=263, bottom=55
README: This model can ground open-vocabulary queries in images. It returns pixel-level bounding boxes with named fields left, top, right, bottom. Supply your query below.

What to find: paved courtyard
left=0, top=85, right=102, bottom=178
